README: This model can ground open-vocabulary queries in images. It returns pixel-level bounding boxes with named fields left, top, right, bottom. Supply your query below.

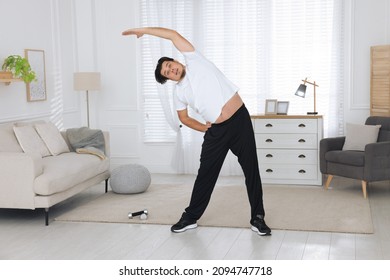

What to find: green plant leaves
left=1, top=55, right=36, bottom=83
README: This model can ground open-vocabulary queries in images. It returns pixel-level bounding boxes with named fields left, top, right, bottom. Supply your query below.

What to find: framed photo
left=265, top=99, right=277, bottom=115
left=277, top=101, right=290, bottom=115
left=25, top=49, right=47, bottom=102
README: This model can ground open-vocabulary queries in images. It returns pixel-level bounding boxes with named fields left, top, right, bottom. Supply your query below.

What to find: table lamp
left=295, top=78, right=319, bottom=115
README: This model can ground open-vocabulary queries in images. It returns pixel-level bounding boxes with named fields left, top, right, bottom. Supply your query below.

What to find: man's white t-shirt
left=173, top=50, right=239, bottom=123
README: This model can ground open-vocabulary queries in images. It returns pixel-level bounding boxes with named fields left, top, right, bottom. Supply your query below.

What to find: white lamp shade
left=74, top=72, right=101, bottom=91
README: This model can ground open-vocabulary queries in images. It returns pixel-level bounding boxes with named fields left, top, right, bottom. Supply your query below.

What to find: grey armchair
left=320, top=116, right=390, bottom=198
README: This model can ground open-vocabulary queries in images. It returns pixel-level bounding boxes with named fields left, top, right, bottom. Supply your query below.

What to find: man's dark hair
left=155, top=57, right=174, bottom=84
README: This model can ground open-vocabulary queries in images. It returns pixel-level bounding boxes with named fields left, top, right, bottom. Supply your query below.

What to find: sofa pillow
left=13, top=125, right=51, bottom=157
left=35, top=122, right=70, bottom=156
left=342, top=123, right=381, bottom=151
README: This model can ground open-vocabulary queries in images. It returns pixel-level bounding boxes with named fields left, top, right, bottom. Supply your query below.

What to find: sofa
left=0, top=120, right=110, bottom=225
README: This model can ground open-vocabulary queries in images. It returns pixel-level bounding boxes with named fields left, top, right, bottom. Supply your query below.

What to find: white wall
left=345, top=0, right=390, bottom=124
left=0, top=0, right=54, bottom=122
left=1, top=0, right=390, bottom=173
left=76, top=0, right=177, bottom=172
left=0, top=0, right=81, bottom=128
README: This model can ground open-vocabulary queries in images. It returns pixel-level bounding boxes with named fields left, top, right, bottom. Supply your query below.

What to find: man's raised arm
left=122, top=27, right=194, bottom=53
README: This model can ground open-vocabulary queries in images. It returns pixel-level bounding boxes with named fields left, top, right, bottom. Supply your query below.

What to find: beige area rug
left=56, top=183, right=374, bottom=234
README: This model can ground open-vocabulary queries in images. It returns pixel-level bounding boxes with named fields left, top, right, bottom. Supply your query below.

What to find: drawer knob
left=265, top=139, right=273, bottom=143
left=266, top=169, right=273, bottom=173
left=298, top=139, right=306, bottom=143
left=265, top=123, right=273, bottom=127
left=298, top=154, right=306, bottom=158
left=298, top=169, right=306, bottom=173
left=298, top=124, right=306, bottom=128
left=266, top=154, right=273, bottom=158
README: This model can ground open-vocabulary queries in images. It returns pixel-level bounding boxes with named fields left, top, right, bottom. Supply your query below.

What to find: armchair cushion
left=325, top=150, right=365, bottom=166
left=342, top=123, right=381, bottom=151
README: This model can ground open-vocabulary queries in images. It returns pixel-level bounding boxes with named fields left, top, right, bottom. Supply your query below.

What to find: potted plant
left=1, top=55, right=36, bottom=83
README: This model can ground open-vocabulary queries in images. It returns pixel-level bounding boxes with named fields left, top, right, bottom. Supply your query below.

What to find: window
left=140, top=0, right=344, bottom=142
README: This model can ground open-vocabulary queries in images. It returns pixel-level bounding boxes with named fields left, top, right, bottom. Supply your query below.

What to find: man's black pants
left=183, top=104, right=265, bottom=224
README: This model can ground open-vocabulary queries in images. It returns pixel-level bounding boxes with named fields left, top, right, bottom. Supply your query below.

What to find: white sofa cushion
left=34, top=152, right=109, bottom=195
left=35, top=122, right=70, bottom=156
left=13, top=125, right=51, bottom=157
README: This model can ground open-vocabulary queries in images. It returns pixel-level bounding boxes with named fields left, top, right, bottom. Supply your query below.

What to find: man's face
left=161, top=60, right=185, bottom=82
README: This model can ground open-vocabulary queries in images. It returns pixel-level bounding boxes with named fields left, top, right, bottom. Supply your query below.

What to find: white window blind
left=140, top=0, right=344, bottom=142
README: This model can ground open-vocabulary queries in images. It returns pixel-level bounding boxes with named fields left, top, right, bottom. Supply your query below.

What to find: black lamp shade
left=295, top=84, right=307, bottom=98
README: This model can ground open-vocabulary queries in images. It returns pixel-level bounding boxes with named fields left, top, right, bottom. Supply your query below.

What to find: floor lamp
left=294, top=78, right=319, bottom=115
left=73, top=72, right=101, bottom=127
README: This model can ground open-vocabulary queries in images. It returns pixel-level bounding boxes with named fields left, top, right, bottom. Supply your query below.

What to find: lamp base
left=307, top=112, right=318, bottom=115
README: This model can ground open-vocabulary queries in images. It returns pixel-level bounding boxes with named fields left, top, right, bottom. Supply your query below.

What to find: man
left=122, top=27, right=271, bottom=236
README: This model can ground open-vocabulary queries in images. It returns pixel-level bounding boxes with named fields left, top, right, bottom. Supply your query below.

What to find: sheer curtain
left=140, top=0, right=345, bottom=175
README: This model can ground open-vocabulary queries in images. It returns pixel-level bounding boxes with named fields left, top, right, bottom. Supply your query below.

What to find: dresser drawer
left=255, top=133, right=317, bottom=149
left=257, top=149, right=318, bottom=164
left=254, top=119, right=318, bottom=134
left=259, top=164, right=318, bottom=180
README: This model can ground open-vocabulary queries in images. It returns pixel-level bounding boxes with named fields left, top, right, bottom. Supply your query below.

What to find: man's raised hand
left=122, top=29, right=144, bottom=38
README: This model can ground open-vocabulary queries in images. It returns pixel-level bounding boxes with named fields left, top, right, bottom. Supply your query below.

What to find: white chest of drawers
left=252, top=115, right=323, bottom=185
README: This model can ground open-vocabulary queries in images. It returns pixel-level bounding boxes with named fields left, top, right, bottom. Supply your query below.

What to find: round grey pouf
left=110, top=164, right=151, bottom=194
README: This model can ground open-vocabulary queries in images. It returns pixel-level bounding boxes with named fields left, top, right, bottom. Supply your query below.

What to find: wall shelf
left=0, top=78, right=22, bottom=85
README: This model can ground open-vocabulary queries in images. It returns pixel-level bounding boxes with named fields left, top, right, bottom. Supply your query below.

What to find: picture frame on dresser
left=277, top=101, right=289, bottom=115
left=265, top=99, right=277, bottom=115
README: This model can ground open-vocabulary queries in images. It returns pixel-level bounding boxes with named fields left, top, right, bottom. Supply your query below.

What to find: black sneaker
left=251, top=215, right=271, bottom=236
left=171, top=214, right=197, bottom=233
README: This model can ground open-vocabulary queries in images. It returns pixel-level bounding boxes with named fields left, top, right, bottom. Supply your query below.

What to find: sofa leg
left=105, top=179, right=109, bottom=193
left=44, top=208, right=49, bottom=226
left=362, top=181, right=368, bottom=199
left=325, top=175, right=333, bottom=190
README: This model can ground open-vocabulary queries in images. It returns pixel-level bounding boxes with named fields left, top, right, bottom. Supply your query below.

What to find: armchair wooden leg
left=325, top=175, right=333, bottom=190
left=362, top=181, right=367, bottom=199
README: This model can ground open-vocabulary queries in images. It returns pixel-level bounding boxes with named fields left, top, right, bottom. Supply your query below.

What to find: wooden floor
left=1, top=174, right=390, bottom=260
